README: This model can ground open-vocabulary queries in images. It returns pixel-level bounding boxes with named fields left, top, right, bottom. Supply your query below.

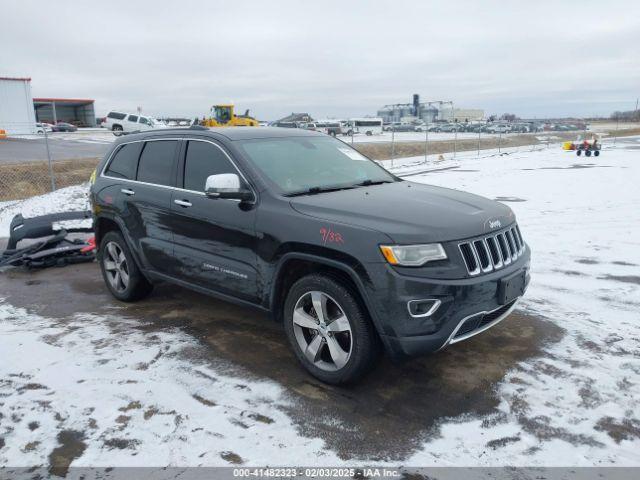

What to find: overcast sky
left=2, top=0, right=638, bottom=120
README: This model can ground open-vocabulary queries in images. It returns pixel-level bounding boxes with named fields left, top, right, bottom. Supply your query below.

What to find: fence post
left=453, top=124, right=457, bottom=158
left=477, top=129, right=481, bottom=156
left=43, top=127, right=56, bottom=191
left=498, top=130, right=502, bottom=154
left=390, top=126, right=395, bottom=166
left=424, top=124, right=429, bottom=163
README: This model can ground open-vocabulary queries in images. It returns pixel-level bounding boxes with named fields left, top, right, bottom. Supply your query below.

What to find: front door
left=169, top=138, right=259, bottom=302
left=117, top=139, right=179, bottom=273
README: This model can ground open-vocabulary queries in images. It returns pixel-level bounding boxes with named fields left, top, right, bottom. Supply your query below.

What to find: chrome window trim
left=437, top=298, right=519, bottom=351
left=100, top=136, right=256, bottom=203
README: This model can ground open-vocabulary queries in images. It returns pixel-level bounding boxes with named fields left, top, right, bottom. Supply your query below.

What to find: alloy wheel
left=292, top=291, right=353, bottom=371
left=103, top=241, right=129, bottom=293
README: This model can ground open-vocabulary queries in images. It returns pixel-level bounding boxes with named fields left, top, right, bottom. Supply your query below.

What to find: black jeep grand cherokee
left=90, top=127, right=530, bottom=384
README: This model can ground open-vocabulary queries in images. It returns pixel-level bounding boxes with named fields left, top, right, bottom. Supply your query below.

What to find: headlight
left=379, top=243, right=447, bottom=266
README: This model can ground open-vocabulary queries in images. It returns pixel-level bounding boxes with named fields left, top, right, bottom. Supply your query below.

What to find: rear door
left=114, top=138, right=179, bottom=273
left=169, top=138, right=259, bottom=302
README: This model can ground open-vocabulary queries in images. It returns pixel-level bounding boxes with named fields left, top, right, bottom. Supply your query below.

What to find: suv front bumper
left=364, top=248, right=531, bottom=359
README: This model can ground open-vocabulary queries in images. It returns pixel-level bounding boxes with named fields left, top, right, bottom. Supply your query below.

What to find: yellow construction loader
left=203, top=104, right=258, bottom=127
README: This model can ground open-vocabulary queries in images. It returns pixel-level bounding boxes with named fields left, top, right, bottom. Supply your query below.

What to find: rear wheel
left=283, top=274, right=380, bottom=384
left=112, top=125, right=123, bottom=136
left=594, top=150, right=600, bottom=156
left=99, top=231, right=152, bottom=302
left=585, top=149, right=592, bottom=157
left=576, top=149, right=582, bottom=156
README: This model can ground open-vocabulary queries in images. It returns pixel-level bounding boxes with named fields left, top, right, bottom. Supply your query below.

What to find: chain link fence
left=0, top=122, right=106, bottom=202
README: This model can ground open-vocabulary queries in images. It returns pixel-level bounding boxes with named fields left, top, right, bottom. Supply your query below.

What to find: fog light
left=407, top=299, right=441, bottom=318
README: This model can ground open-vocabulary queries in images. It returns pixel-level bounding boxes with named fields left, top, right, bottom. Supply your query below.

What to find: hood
left=289, top=181, right=515, bottom=243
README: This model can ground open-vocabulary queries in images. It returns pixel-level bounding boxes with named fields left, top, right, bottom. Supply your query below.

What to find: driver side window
left=183, top=140, right=238, bottom=192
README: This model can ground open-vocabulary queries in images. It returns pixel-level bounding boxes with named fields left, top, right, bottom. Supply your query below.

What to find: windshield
left=237, top=136, right=396, bottom=195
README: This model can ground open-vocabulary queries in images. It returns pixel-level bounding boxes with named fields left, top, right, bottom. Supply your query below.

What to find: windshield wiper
left=353, top=179, right=394, bottom=187
left=284, top=185, right=357, bottom=197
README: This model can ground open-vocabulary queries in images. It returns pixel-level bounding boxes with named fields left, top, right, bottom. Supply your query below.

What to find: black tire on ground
left=585, top=149, right=592, bottom=157
left=99, top=231, right=153, bottom=302
left=366, top=131, right=372, bottom=136
left=283, top=274, right=380, bottom=385
left=594, top=150, right=600, bottom=156
left=576, top=150, right=582, bottom=156
left=112, top=125, right=123, bottom=137
left=347, top=130, right=353, bottom=136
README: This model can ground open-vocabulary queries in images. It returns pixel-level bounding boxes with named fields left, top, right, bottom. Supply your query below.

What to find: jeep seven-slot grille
left=458, top=224, right=525, bottom=276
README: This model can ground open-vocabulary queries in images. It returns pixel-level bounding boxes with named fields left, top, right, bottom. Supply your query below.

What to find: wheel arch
left=94, top=214, right=147, bottom=275
left=269, top=252, right=385, bottom=342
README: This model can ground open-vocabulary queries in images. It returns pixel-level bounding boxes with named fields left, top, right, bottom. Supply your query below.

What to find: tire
left=366, top=131, right=372, bottom=136
left=576, top=150, right=582, bottom=156
left=347, top=130, right=353, bottom=136
left=585, top=149, right=592, bottom=157
left=594, top=150, right=600, bottom=156
left=283, top=274, right=380, bottom=384
left=112, top=125, right=123, bottom=137
left=99, top=231, right=153, bottom=302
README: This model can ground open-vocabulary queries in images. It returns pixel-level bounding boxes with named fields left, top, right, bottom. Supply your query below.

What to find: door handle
left=121, top=188, right=135, bottom=196
left=174, top=199, right=192, bottom=208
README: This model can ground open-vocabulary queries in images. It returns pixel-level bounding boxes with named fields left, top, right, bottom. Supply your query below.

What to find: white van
left=103, top=111, right=165, bottom=136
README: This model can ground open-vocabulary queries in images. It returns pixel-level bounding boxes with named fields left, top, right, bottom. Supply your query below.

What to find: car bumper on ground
left=366, top=249, right=531, bottom=359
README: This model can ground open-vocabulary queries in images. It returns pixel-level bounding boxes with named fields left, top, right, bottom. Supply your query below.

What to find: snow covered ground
left=1, top=139, right=639, bottom=468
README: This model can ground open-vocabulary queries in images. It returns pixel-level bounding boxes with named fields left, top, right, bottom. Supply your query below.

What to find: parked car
left=91, top=127, right=530, bottom=385
left=314, top=121, right=342, bottom=137
left=103, top=111, right=164, bottom=136
left=486, top=124, right=511, bottom=134
left=385, top=123, right=416, bottom=132
left=51, top=122, right=78, bottom=132
left=271, top=121, right=298, bottom=128
left=35, top=123, right=53, bottom=134
left=437, top=123, right=462, bottom=133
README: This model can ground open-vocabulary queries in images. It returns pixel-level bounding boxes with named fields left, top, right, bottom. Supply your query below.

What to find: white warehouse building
left=0, top=76, right=37, bottom=135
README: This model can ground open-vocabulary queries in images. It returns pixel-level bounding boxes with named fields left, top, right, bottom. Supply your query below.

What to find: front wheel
left=576, top=149, right=582, bottom=156
left=283, top=274, right=380, bottom=384
left=99, top=231, right=153, bottom=302
left=594, top=150, right=600, bottom=156
left=585, top=149, right=592, bottom=157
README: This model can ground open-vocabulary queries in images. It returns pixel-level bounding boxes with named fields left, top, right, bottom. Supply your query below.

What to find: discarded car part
left=7, top=211, right=93, bottom=250
left=1, top=211, right=95, bottom=269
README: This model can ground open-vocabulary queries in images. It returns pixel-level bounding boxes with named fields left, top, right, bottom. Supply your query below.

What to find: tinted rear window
left=127, top=115, right=138, bottom=123
left=183, top=141, right=236, bottom=191
left=105, top=143, right=142, bottom=179
left=137, top=140, right=178, bottom=186
left=107, top=112, right=126, bottom=120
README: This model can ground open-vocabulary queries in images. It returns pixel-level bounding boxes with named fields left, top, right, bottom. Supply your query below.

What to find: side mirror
left=205, top=173, right=253, bottom=202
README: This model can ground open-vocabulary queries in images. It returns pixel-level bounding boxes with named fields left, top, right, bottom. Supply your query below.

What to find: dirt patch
left=611, top=261, right=638, bottom=267
left=486, top=435, right=520, bottom=449
left=0, top=157, right=99, bottom=201
left=576, top=258, right=599, bottom=265
left=519, top=415, right=603, bottom=447
left=220, top=451, right=243, bottom=464
left=354, top=134, right=544, bottom=161
left=598, top=274, right=640, bottom=285
left=246, top=412, right=274, bottom=424
left=48, top=430, right=87, bottom=478
left=103, top=438, right=140, bottom=450
left=595, top=417, right=640, bottom=443
left=192, top=393, right=217, bottom=407
left=119, top=401, right=142, bottom=412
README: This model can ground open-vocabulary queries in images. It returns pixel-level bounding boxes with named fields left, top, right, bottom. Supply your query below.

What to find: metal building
left=0, top=76, right=37, bottom=135
left=377, top=94, right=439, bottom=123
left=34, top=98, right=96, bottom=127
